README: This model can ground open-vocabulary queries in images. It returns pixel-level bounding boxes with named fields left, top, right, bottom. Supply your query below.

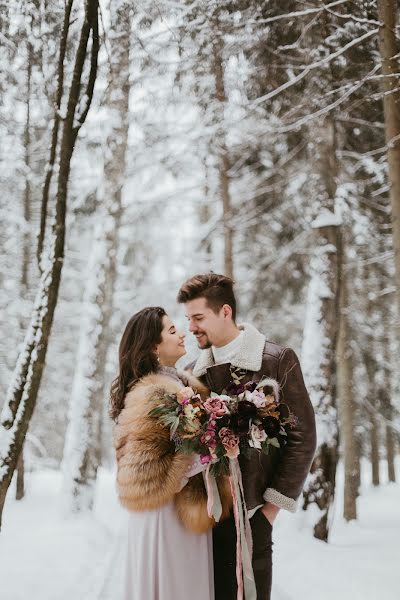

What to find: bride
left=109, top=306, right=232, bottom=600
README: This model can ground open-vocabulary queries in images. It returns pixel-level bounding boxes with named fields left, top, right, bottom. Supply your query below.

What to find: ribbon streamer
left=229, top=457, right=257, bottom=600
left=204, top=464, right=223, bottom=523
left=204, top=460, right=257, bottom=600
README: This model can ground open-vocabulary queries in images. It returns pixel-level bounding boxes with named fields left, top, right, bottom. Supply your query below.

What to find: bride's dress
left=123, top=366, right=214, bottom=600
left=124, top=501, right=214, bottom=600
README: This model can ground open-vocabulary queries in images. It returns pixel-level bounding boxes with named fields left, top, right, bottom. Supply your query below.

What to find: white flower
left=249, top=424, right=267, bottom=449
left=244, top=389, right=267, bottom=408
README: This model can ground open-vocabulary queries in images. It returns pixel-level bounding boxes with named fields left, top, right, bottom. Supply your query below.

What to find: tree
left=62, top=0, right=132, bottom=512
left=377, top=0, right=400, bottom=335
left=0, top=0, right=99, bottom=529
left=301, top=114, right=342, bottom=540
left=336, top=243, right=358, bottom=521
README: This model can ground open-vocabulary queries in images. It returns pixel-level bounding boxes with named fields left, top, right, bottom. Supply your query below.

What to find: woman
left=110, top=307, right=232, bottom=600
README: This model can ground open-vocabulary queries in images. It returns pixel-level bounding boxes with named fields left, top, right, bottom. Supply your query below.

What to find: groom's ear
left=222, top=304, right=233, bottom=320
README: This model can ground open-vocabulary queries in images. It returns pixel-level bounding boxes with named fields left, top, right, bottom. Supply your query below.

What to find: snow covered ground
left=0, top=458, right=398, bottom=600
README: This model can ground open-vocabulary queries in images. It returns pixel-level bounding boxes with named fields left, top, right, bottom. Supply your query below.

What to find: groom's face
left=185, top=297, right=226, bottom=349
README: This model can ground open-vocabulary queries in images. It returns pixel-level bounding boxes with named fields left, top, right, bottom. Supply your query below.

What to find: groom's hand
left=261, top=501, right=280, bottom=526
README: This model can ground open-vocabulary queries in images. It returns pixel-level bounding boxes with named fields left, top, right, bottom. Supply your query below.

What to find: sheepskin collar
left=192, top=322, right=266, bottom=377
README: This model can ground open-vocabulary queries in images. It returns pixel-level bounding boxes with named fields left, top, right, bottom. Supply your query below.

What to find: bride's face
left=156, top=315, right=186, bottom=366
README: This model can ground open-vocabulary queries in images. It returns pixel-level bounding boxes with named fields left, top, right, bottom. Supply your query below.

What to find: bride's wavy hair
left=109, top=306, right=166, bottom=422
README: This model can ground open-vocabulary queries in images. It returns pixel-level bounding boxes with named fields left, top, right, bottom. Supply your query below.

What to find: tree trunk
left=381, top=340, right=396, bottom=483
left=15, top=450, right=25, bottom=501
left=377, top=0, right=400, bottom=335
left=0, top=0, right=99, bottom=530
left=62, top=1, right=130, bottom=512
left=16, top=39, right=33, bottom=502
left=385, top=419, right=396, bottom=483
left=212, top=19, right=233, bottom=280
left=370, top=410, right=380, bottom=486
left=302, top=116, right=341, bottom=542
left=336, top=246, right=357, bottom=521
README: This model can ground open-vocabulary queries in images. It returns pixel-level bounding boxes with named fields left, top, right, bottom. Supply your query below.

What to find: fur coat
left=113, top=370, right=232, bottom=534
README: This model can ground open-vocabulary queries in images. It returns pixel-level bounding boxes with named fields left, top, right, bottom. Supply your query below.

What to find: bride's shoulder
left=123, top=371, right=181, bottom=411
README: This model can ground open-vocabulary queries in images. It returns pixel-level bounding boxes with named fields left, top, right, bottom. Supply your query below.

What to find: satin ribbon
left=204, top=459, right=257, bottom=600
left=203, top=464, right=223, bottom=522
left=229, top=457, right=257, bottom=600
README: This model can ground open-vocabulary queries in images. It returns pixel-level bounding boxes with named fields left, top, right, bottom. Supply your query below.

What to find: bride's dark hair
left=109, top=306, right=166, bottom=422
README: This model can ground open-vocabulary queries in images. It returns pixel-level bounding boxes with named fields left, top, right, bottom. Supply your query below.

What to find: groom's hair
left=177, top=273, right=236, bottom=321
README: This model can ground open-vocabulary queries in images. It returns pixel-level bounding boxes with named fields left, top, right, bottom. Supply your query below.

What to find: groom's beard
left=195, top=334, right=212, bottom=349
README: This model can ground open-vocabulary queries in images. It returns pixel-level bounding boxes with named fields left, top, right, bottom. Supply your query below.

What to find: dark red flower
left=237, top=400, right=258, bottom=418
left=262, top=416, right=280, bottom=437
left=226, top=382, right=245, bottom=396
left=229, top=413, right=250, bottom=436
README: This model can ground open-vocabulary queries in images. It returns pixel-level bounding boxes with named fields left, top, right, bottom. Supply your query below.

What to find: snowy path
left=0, top=460, right=399, bottom=600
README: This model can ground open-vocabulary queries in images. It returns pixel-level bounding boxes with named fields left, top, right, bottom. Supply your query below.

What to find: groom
left=177, top=273, right=317, bottom=600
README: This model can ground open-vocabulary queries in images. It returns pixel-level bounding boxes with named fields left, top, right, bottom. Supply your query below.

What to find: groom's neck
left=212, top=324, right=241, bottom=348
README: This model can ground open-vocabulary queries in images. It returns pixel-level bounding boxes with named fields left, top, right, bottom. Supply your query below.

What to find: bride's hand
left=186, top=453, right=209, bottom=478
left=178, top=454, right=208, bottom=490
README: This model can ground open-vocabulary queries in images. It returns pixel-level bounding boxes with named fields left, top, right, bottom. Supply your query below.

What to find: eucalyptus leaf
left=269, top=437, right=280, bottom=448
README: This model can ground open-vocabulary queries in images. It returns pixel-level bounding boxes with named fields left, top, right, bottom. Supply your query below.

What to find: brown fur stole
left=113, top=370, right=232, bottom=533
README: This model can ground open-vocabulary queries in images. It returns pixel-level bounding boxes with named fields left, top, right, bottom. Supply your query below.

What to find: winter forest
left=0, top=0, right=399, bottom=599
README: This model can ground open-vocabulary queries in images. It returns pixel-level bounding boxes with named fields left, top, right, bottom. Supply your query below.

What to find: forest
left=0, top=1, right=399, bottom=599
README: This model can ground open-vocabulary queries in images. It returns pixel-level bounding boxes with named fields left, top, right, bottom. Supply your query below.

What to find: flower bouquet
left=149, top=367, right=296, bottom=476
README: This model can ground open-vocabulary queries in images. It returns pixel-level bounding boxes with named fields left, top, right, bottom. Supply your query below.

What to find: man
left=177, top=272, right=317, bottom=600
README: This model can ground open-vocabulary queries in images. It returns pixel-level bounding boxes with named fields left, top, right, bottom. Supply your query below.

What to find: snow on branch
left=252, top=28, right=378, bottom=107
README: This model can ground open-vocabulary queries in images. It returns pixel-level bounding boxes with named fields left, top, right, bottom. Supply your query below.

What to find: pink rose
left=219, top=427, right=240, bottom=459
left=177, top=387, right=195, bottom=405
left=201, top=430, right=217, bottom=449
left=204, top=397, right=229, bottom=417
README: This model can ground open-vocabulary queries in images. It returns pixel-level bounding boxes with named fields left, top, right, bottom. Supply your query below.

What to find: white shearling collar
left=192, top=322, right=266, bottom=377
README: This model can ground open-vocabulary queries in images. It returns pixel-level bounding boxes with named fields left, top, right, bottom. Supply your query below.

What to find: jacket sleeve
left=263, top=347, right=317, bottom=512
left=114, top=391, right=192, bottom=512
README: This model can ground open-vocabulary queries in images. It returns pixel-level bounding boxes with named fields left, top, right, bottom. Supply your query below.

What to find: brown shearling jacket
left=188, top=323, right=317, bottom=513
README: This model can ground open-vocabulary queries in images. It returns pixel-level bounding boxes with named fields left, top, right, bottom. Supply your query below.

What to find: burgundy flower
left=226, top=382, right=245, bottom=396
left=237, top=400, right=258, bottom=419
left=218, top=415, right=230, bottom=428
left=229, top=413, right=250, bottom=436
left=262, top=416, right=280, bottom=437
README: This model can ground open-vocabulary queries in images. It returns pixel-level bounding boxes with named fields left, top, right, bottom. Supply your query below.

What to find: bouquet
left=149, top=367, right=296, bottom=476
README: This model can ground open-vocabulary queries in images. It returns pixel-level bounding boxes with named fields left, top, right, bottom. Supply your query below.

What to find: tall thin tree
left=0, top=0, right=99, bottom=529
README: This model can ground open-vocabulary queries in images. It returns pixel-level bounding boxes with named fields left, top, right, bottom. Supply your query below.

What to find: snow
left=311, top=209, right=342, bottom=228
left=0, top=459, right=398, bottom=600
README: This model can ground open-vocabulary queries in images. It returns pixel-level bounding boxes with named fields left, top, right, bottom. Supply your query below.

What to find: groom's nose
left=188, top=321, right=197, bottom=333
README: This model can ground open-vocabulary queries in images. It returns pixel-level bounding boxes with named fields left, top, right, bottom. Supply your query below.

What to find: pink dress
left=123, top=367, right=214, bottom=600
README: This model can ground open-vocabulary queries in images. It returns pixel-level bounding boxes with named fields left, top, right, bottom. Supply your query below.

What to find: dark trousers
left=213, top=509, right=273, bottom=600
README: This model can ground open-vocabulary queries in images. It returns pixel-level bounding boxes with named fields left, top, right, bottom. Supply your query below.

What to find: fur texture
left=113, top=370, right=232, bottom=533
